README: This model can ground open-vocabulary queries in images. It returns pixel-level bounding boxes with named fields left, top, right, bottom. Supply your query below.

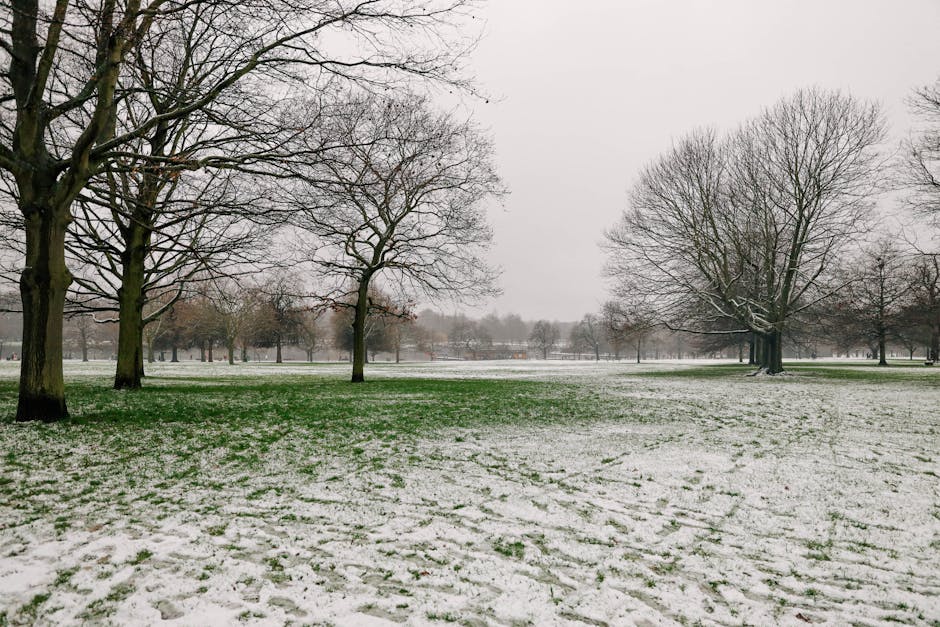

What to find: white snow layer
left=0, top=360, right=938, bottom=625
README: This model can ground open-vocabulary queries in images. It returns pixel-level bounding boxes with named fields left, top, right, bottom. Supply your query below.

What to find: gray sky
left=456, top=0, right=940, bottom=321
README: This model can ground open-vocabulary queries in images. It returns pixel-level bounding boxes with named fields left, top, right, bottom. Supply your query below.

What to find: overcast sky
left=449, top=0, right=940, bottom=321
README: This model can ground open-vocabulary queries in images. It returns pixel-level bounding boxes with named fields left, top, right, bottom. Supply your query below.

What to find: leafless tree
left=836, top=240, right=910, bottom=365
left=606, top=89, right=885, bottom=373
left=288, top=93, right=503, bottom=382
left=601, top=299, right=656, bottom=363
left=206, top=279, right=263, bottom=365
left=249, top=273, right=305, bottom=364
left=65, top=313, right=96, bottom=362
left=68, top=168, right=268, bottom=385
left=905, top=253, right=940, bottom=361
left=296, top=310, right=323, bottom=363
left=571, top=313, right=603, bottom=361
left=449, top=317, right=491, bottom=359
left=0, top=0, right=483, bottom=420
left=528, top=320, right=558, bottom=360
left=329, top=288, right=401, bottom=362
left=903, top=77, right=940, bottom=216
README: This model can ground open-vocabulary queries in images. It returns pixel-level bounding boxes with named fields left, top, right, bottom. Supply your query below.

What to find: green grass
left=0, top=374, right=645, bottom=522
left=0, top=377, right=612, bottom=432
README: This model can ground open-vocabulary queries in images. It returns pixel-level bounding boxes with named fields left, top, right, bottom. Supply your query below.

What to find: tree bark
left=275, top=335, right=282, bottom=363
left=930, top=325, right=938, bottom=362
left=114, top=237, right=147, bottom=389
left=351, top=278, right=371, bottom=382
left=760, top=330, right=784, bottom=374
left=171, top=345, right=179, bottom=362
left=17, top=203, right=72, bottom=421
left=81, top=336, right=89, bottom=362
left=227, top=340, right=235, bottom=365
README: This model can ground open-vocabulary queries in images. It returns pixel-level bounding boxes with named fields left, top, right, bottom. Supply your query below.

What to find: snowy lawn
left=0, top=360, right=938, bottom=626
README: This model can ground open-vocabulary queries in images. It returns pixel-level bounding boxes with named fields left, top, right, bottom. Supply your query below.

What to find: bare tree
left=903, top=78, right=940, bottom=215
left=329, top=288, right=400, bottom=363
left=606, top=89, right=885, bottom=374
left=289, top=93, right=503, bottom=382
left=206, top=279, right=263, bottom=365
left=68, top=163, right=270, bottom=387
left=65, top=314, right=96, bottom=362
left=249, top=273, right=304, bottom=364
left=450, top=317, right=492, bottom=359
left=0, top=0, right=482, bottom=421
left=572, top=313, right=603, bottom=361
left=601, top=300, right=656, bottom=363
left=905, top=253, right=940, bottom=361
left=296, top=310, right=324, bottom=363
left=528, top=320, right=558, bottom=360
left=836, top=240, right=910, bottom=365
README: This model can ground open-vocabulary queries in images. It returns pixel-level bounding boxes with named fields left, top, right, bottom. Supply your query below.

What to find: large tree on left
left=0, top=0, right=155, bottom=421
left=1, top=0, right=481, bottom=420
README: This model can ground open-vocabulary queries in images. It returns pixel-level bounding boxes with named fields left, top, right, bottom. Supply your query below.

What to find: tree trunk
left=760, top=330, right=784, bottom=374
left=81, top=339, right=89, bottom=362
left=227, top=340, right=235, bottom=365
left=171, top=345, right=179, bottom=362
left=878, top=328, right=888, bottom=366
left=275, top=336, right=282, bottom=363
left=114, top=213, right=150, bottom=389
left=395, top=344, right=400, bottom=364
left=241, top=343, right=248, bottom=362
left=147, top=341, right=155, bottom=364
left=17, top=203, right=72, bottom=421
left=200, top=341, right=206, bottom=362
left=351, top=278, right=371, bottom=382
left=208, top=342, right=214, bottom=362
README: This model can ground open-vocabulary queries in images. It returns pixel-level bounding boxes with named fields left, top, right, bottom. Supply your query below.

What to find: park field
left=0, top=360, right=938, bottom=626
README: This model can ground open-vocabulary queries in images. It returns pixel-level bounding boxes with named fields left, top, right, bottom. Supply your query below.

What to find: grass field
left=0, top=359, right=938, bottom=626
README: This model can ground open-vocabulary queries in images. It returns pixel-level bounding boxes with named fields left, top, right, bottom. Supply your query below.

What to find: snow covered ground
left=0, top=360, right=938, bottom=625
